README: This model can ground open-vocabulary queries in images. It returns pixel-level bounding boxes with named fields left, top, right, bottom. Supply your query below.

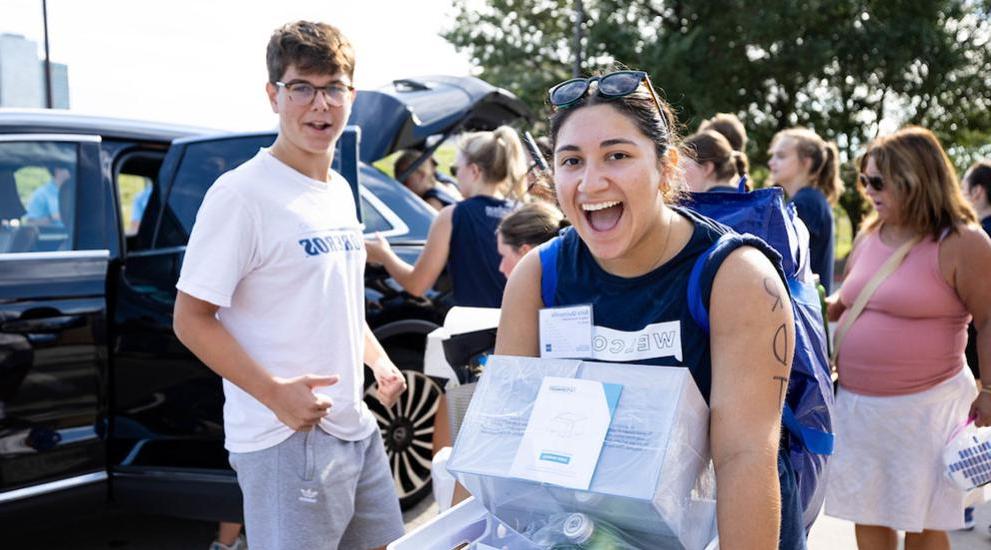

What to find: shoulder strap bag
left=831, top=233, right=922, bottom=370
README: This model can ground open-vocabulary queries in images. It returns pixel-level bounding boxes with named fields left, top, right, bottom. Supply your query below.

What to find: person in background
left=699, top=112, right=748, bottom=155
left=496, top=201, right=566, bottom=277
left=768, top=127, right=842, bottom=293
left=129, top=183, right=152, bottom=234
left=824, top=127, right=991, bottom=550
left=498, top=69, right=803, bottom=549
left=963, top=160, right=991, bottom=236
left=682, top=130, right=748, bottom=193
left=960, top=159, right=991, bottom=531
left=24, top=164, right=71, bottom=227
left=366, top=126, right=527, bottom=308
left=392, top=150, right=461, bottom=211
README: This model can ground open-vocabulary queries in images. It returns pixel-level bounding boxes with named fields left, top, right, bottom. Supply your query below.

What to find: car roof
left=0, top=108, right=215, bottom=143
left=348, top=75, right=532, bottom=162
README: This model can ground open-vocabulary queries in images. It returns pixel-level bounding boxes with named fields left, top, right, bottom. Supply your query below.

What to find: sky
left=2, top=0, right=476, bottom=131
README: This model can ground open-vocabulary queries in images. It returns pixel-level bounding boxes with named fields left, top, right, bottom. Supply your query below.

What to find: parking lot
left=5, top=493, right=990, bottom=549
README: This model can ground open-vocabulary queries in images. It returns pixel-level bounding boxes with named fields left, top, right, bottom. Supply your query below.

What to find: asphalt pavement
left=4, top=491, right=989, bottom=548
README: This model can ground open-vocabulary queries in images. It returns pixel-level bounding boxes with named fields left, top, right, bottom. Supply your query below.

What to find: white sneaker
left=209, top=534, right=247, bottom=550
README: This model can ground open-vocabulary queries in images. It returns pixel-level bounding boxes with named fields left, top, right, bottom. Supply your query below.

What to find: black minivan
left=0, top=75, right=529, bottom=522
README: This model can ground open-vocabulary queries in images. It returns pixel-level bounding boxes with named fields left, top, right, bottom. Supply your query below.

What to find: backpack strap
left=538, top=236, right=562, bottom=308
left=686, top=233, right=782, bottom=334
left=736, top=174, right=749, bottom=193
left=686, top=233, right=834, bottom=456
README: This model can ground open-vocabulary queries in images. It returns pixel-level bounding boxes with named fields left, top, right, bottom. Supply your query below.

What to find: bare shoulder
left=503, top=248, right=543, bottom=308
left=709, top=245, right=791, bottom=334
left=943, top=223, right=991, bottom=252
left=713, top=246, right=783, bottom=293
left=435, top=204, right=456, bottom=224
left=495, top=249, right=543, bottom=356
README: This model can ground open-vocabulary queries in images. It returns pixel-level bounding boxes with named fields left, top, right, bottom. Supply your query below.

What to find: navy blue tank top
left=541, top=206, right=806, bottom=549
left=448, top=195, right=515, bottom=308
left=543, top=207, right=725, bottom=401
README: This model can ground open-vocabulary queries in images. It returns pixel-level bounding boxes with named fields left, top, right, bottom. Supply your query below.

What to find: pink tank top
left=837, top=230, right=970, bottom=396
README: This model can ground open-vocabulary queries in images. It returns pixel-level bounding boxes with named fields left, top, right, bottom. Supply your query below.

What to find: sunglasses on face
left=858, top=173, right=885, bottom=192
left=548, top=71, right=668, bottom=130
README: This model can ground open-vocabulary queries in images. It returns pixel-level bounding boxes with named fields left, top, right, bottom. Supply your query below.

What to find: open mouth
left=582, top=200, right=624, bottom=232
left=305, top=122, right=332, bottom=132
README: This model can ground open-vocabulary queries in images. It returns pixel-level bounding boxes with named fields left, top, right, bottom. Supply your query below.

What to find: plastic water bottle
left=552, top=512, right=642, bottom=549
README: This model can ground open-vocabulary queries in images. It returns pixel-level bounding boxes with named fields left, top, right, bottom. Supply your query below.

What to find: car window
left=359, top=186, right=410, bottom=237
left=119, top=174, right=153, bottom=237
left=157, top=135, right=274, bottom=247
left=0, top=141, right=79, bottom=253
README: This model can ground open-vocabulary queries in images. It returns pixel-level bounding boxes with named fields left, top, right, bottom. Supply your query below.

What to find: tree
left=443, top=0, right=991, bottom=231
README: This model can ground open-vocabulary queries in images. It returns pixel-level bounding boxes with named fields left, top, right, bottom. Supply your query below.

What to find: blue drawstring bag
left=684, top=186, right=835, bottom=530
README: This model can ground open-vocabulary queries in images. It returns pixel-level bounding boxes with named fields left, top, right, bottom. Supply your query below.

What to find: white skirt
left=824, top=367, right=977, bottom=532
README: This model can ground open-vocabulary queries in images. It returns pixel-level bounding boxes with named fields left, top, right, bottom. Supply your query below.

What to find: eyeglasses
left=548, top=70, right=668, bottom=131
left=275, top=80, right=354, bottom=106
left=858, top=173, right=885, bottom=192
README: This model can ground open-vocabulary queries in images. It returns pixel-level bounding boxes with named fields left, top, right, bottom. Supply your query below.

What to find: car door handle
left=1, top=315, right=86, bottom=333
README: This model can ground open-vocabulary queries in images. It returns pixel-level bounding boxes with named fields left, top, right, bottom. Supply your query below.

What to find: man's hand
left=374, top=363, right=407, bottom=409
left=263, top=374, right=340, bottom=431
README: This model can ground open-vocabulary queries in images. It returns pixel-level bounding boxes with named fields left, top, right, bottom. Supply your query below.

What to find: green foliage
left=443, top=0, right=991, bottom=249
left=14, top=167, right=50, bottom=205
left=374, top=146, right=458, bottom=180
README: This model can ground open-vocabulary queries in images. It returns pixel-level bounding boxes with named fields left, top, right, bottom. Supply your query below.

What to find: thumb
left=303, top=374, right=340, bottom=388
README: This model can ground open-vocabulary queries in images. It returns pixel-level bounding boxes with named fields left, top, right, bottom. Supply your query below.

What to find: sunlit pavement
left=401, top=495, right=991, bottom=549
left=809, top=502, right=991, bottom=550
left=3, top=491, right=987, bottom=548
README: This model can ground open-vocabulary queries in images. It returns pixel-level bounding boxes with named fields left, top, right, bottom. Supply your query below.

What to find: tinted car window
left=0, top=141, right=78, bottom=253
left=155, top=134, right=432, bottom=248
left=164, top=135, right=275, bottom=244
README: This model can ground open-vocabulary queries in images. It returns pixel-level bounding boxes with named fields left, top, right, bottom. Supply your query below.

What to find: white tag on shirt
left=539, top=304, right=594, bottom=359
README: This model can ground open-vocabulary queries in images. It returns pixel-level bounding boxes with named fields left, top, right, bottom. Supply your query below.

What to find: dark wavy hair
left=548, top=70, right=682, bottom=201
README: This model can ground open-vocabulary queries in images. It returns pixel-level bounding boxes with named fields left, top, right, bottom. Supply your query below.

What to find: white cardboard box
left=446, top=355, right=717, bottom=550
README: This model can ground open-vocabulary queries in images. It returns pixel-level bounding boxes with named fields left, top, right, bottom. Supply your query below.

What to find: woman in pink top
left=823, top=127, right=991, bottom=550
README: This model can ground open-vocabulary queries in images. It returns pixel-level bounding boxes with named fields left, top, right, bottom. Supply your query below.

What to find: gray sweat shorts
left=229, top=429, right=405, bottom=550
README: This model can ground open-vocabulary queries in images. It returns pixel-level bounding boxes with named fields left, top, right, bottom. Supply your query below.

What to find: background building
left=0, top=33, right=69, bottom=109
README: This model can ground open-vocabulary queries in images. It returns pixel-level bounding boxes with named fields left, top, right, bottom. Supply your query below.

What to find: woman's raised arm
left=365, top=205, right=455, bottom=297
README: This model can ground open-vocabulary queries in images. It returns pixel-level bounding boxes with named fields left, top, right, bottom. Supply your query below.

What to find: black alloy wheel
left=364, top=368, right=443, bottom=509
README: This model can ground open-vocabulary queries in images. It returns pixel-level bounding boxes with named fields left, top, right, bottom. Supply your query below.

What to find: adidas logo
left=299, top=488, right=319, bottom=504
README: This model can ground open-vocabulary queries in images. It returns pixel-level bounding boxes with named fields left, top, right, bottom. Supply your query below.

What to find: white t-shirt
left=177, top=149, right=376, bottom=452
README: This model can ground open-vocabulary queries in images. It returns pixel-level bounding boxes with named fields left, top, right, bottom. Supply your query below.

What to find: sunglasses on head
left=858, top=173, right=885, bottom=192
left=548, top=71, right=668, bottom=129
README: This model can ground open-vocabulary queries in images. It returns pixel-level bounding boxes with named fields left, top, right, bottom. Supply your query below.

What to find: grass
left=374, top=146, right=458, bottom=179
left=834, top=206, right=853, bottom=261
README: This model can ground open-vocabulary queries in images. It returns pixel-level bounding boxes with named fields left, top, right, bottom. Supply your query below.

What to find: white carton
left=446, top=355, right=716, bottom=549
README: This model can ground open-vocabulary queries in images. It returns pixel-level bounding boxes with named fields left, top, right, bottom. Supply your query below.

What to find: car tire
left=363, top=345, right=442, bottom=511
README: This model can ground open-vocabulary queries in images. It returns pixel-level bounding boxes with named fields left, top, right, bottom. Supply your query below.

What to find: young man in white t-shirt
left=173, top=21, right=406, bottom=550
